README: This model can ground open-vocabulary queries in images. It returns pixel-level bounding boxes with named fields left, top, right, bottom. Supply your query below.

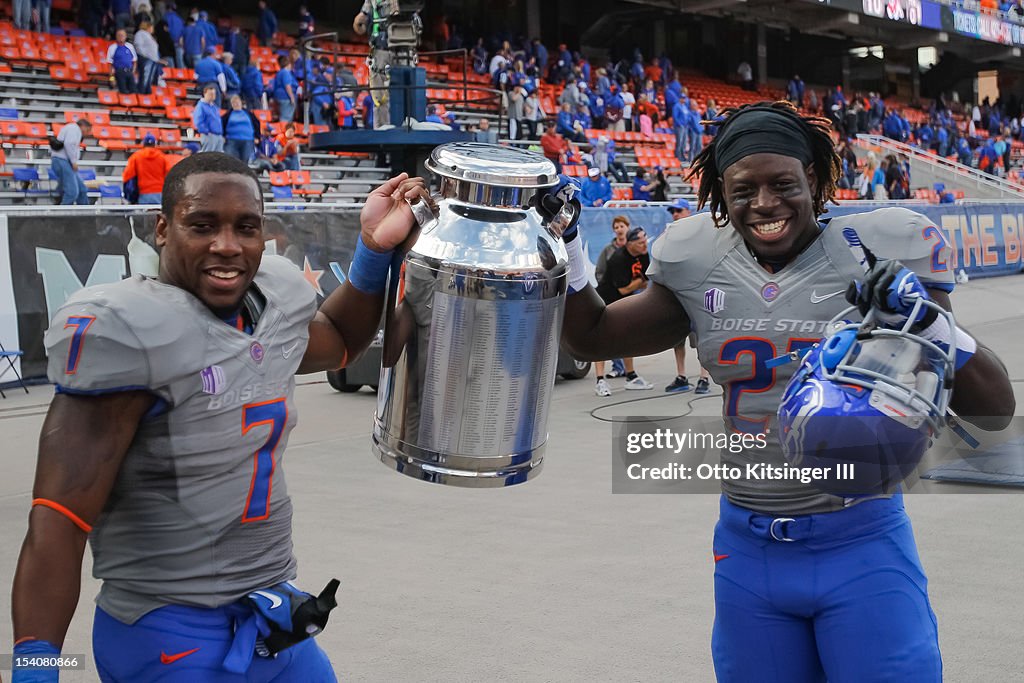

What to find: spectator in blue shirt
left=193, top=84, right=225, bottom=152
left=531, top=38, right=547, bottom=79
left=936, top=125, right=950, bottom=157
left=183, top=17, right=204, bottom=68
left=298, top=5, right=314, bottom=38
left=686, top=99, right=704, bottom=163
left=222, top=95, right=259, bottom=162
left=254, top=124, right=284, bottom=174
left=557, top=102, right=585, bottom=142
left=270, top=54, right=298, bottom=123
left=257, top=0, right=278, bottom=46
left=111, top=0, right=131, bottom=29
left=309, top=65, right=334, bottom=126
left=106, top=29, right=138, bottom=94
left=955, top=135, right=972, bottom=167
left=672, top=99, right=689, bottom=163
left=194, top=48, right=225, bottom=106
left=786, top=74, right=805, bottom=107
left=241, top=64, right=264, bottom=110
left=573, top=103, right=592, bottom=133
left=227, top=26, right=250, bottom=75
left=221, top=52, right=241, bottom=97
left=164, top=2, right=185, bottom=67
left=631, top=170, right=653, bottom=201
left=197, top=11, right=219, bottom=48
left=581, top=167, right=612, bottom=207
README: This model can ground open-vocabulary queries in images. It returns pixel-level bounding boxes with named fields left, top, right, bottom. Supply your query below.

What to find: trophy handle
left=407, top=194, right=440, bottom=234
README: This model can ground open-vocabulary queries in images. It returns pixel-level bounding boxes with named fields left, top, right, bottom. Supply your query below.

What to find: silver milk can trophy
left=372, top=142, right=574, bottom=486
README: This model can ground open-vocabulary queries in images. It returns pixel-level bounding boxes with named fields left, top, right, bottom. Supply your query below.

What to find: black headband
left=714, top=109, right=814, bottom=172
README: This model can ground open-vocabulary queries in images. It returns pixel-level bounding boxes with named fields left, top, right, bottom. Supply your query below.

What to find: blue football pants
left=93, top=604, right=337, bottom=682
left=711, top=494, right=942, bottom=682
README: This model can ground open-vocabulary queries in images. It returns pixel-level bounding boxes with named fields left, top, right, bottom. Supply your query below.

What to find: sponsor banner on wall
left=577, top=203, right=1024, bottom=281
left=6, top=209, right=362, bottom=380
left=3, top=203, right=1022, bottom=383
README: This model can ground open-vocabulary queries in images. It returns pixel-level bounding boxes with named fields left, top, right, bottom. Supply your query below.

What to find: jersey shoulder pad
left=829, top=207, right=954, bottom=287
left=45, top=277, right=198, bottom=393
left=649, top=213, right=736, bottom=290
left=254, top=255, right=318, bottom=321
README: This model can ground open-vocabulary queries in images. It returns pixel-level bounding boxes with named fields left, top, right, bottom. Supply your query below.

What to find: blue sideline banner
left=2, top=202, right=1023, bottom=382
left=577, top=203, right=1024, bottom=281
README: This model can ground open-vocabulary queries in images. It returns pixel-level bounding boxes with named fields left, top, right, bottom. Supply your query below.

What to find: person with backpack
left=50, top=118, right=92, bottom=205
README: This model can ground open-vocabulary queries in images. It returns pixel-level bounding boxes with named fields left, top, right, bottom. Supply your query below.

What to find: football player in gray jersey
left=560, top=102, right=1014, bottom=682
left=12, top=153, right=432, bottom=682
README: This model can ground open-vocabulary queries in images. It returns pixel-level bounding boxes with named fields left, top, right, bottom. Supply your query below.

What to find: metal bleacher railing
left=856, top=134, right=1024, bottom=200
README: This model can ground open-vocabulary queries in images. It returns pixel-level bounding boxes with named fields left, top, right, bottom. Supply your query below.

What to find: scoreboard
left=809, top=0, right=1024, bottom=47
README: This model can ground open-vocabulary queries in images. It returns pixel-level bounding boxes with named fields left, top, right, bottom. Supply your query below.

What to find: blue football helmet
left=777, top=298, right=958, bottom=496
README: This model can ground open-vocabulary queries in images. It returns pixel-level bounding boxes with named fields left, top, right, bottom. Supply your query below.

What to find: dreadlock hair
left=688, top=100, right=841, bottom=228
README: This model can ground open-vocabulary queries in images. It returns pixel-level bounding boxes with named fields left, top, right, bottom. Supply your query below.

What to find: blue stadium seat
left=0, top=108, right=18, bottom=120
left=99, top=184, right=123, bottom=198
left=271, top=185, right=294, bottom=200
left=12, top=168, right=38, bottom=182
left=78, top=169, right=97, bottom=181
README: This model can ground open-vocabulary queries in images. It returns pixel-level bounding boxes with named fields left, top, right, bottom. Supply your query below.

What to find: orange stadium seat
left=159, top=128, right=182, bottom=144
left=269, top=171, right=291, bottom=186
left=165, top=105, right=194, bottom=121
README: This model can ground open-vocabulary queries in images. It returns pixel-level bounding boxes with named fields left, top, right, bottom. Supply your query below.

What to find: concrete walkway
left=1, top=273, right=1022, bottom=682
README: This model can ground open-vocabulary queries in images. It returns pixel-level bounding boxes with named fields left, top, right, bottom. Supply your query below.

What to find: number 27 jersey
left=648, top=208, right=954, bottom=515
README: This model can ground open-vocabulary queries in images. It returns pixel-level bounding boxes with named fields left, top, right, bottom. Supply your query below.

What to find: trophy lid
left=426, top=142, right=558, bottom=188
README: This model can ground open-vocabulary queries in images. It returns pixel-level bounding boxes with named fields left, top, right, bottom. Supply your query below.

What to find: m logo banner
left=5, top=209, right=363, bottom=381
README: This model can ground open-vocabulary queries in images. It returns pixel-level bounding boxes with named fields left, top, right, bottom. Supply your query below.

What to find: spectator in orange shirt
left=274, top=122, right=300, bottom=171
left=121, top=133, right=168, bottom=204
left=643, top=58, right=662, bottom=86
left=540, top=123, right=569, bottom=172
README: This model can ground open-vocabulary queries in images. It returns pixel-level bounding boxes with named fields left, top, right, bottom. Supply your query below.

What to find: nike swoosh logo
left=252, top=590, right=283, bottom=609
left=282, top=341, right=299, bottom=359
left=713, top=554, right=730, bottom=563
left=160, top=648, right=200, bottom=665
left=810, top=289, right=845, bottom=304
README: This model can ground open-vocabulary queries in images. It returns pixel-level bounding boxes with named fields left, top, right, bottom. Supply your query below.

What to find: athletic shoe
left=624, top=375, right=654, bottom=390
left=605, top=369, right=624, bottom=379
left=595, top=379, right=612, bottom=397
left=695, top=378, right=710, bottom=394
left=664, top=376, right=692, bottom=393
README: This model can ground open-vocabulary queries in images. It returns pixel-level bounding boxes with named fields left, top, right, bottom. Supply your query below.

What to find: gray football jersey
left=649, top=208, right=955, bottom=514
left=45, top=255, right=317, bottom=623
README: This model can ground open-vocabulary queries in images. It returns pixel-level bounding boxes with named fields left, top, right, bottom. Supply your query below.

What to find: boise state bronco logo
left=761, top=282, right=780, bottom=301
left=250, top=342, right=265, bottom=363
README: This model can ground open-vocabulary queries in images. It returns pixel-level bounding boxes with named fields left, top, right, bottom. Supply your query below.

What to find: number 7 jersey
left=45, top=255, right=317, bottom=624
left=648, top=208, right=954, bottom=515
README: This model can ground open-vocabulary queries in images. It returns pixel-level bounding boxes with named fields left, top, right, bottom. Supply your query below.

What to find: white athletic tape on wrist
left=918, top=315, right=977, bottom=370
left=564, top=235, right=590, bottom=294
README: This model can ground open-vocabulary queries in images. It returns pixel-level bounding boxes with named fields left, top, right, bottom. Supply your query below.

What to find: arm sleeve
left=45, top=301, right=152, bottom=394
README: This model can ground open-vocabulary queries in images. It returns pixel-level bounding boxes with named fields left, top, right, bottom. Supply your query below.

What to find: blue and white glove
left=846, top=259, right=938, bottom=331
left=846, top=258, right=976, bottom=370
left=535, top=175, right=590, bottom=293
left=534, top=174, right=582, bottom=241
left=12, top=639, right=61, bottom=683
